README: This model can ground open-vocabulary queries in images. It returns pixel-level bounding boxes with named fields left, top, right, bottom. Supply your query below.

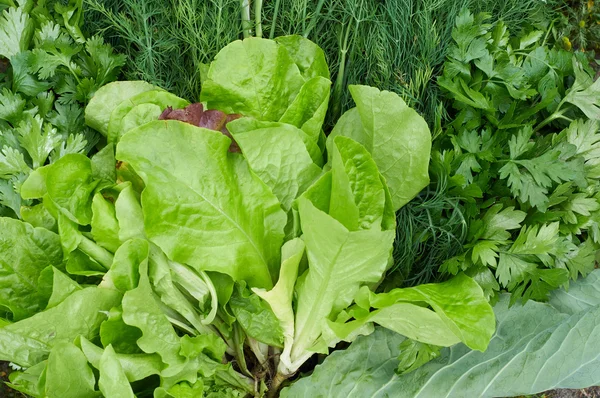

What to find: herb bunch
left=0, top=0, right=124, bottom=218
left=436, top=10, right=600, bottom=304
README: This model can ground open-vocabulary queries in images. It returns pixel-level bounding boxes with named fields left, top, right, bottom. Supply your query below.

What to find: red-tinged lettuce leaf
left=159, top=103, right=204, bottom=126
left=159, top=103, right=242, bottom=152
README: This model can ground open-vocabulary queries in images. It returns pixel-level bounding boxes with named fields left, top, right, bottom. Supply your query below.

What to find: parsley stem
left=535, top=107, right=568, bottom=132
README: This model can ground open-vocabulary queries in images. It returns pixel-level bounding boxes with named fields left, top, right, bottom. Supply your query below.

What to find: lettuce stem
left=78, top=236, right=113, bottom=269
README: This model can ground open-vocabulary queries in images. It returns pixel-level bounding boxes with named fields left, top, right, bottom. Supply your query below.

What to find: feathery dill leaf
left=84, top=0, right=242, bottom=100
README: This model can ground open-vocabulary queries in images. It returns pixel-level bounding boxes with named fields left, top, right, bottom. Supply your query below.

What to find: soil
left=541, top=388, right=600, bottom=398
left=0, top=362, right=25, bottom=397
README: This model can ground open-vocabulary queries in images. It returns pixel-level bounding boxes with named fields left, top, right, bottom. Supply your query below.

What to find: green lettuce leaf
left=91, top=192, right=121, bottom=252
left=253, top=238, right=305, bottom=365
left=20, top=203, right=57, bottom=231
left=121, top=253, right=188, bottom=377
left=116, top=120, right=286, bottom=288
left=85, top=80, right=160, bottom=135
left=200, top=37, right=305, bottom=122
left=278, top=76, right=331, bottom=144
left=0, top=286, right=121, bottom=367
left=45, top=154, right=98, bottom=225
left=329, top=136, right=387, bottom=231
left=333, top=273, right=495, bottom=351
left=327, top=85, right=432, bottom=211
left=0, top=217, right=62, bottom=320
left=107, top=90, right=189, bottom=143
left=45, top=342, right=98, bottom=398
left=228, top=118, right=323, bottom=211
left=99, top=306, right=143, bottom=355
left=114, top=182, right=145, bottom=242
left=283, top=269, right=600, bottom=397
left=280, top=197, right=395, bottom=374
left=90, top=143, right=117, bottom=183
left=102, top=238, right=145, bottom=292
left=37, top=266, right=81, bottom=310
left=274, top=35, right=330, bottom=80
left=229, top=283, right=284, bottom=347
left=6, top=361, right=46, bottom=397
left=147, top=243, right=214, bottom=335
left=98, top=344, right=136, bottom=398
left=79, top=336, right=162, bottom=382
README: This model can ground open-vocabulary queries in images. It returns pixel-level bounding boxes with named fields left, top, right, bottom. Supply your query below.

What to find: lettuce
left=0, top=36, right=492, bottom=398
left=282, top=269, right=600, bottom=398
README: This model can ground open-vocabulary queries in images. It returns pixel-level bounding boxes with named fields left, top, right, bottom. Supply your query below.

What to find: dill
left=390, top=176, right=468, bottom=288
left=84, top=0, right=241, bottom=100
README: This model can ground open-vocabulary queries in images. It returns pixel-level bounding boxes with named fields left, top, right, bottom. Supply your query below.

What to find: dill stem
left=301, top=0, right=308, bottom=36
left=269, top=0, right=281, bottom=39
left=254, top=0, right=263, bottom=37
left=141, top=0, right=156, bottom=78
left=331, top=22, right=352, bottom=121
left=241, top=0, right=252, bottom=38
left=303, top=0, right=326, bottom=38
left=216, top=0, right=224, bottom=41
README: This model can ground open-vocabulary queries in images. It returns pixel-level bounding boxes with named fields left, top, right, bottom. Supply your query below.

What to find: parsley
left=0, top=3, right=123, bottom=217
left=438, top=9, right=600, bottom=303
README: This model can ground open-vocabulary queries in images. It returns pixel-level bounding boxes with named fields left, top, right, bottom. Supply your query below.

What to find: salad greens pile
left=1, top=2, right=600, bottom=397
left=0, top=34, right=497, bottom=397
left=0, top=0, right=124, bottom=219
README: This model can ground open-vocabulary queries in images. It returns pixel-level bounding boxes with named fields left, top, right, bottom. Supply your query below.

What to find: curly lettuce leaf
left=116, top=120, right=286, bottom=288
